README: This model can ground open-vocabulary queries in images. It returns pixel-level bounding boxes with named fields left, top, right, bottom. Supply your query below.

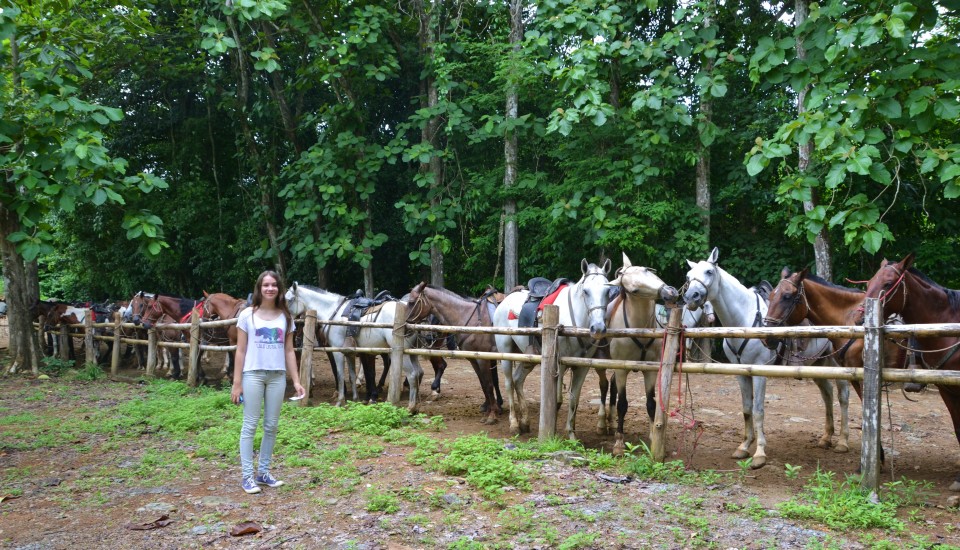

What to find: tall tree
left=1, top=1, right=168, bottom=373
left=502, top=0, right=523, bottom=292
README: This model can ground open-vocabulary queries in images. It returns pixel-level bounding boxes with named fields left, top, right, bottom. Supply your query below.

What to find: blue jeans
left=240, top=369, right=286, bottom=479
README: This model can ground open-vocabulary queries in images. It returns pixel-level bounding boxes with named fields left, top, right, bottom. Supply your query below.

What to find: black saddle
left=518, top=277, right=570, bottom=328
left=343, top=290, right=395, bottom=336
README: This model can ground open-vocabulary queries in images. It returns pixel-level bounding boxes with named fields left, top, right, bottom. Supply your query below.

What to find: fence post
left=146, top=327, right=158, bottom=377
left=84, top=309, right=95, bottom=365
left=188, top=309, right=201, bottom=387
left=651, top=306, right=684, bottom=462
left=539, top=304, right=560, bottom=440
left=111, top=312, right=122, bottom=375
left=388, top=301, right=408, bottom=406
left=860, top=297, right=884, bottom=494
left=299, top=310, right=318, bottom=406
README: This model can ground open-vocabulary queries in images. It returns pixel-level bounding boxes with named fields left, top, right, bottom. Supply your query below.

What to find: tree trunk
left=364, top=199, right=375, bottom=297
left=0, top=205, right=41, bottom=375
left=502, top=0, right=522, bottom=293
left=796, top=0, right=832, bottom=280
left=417, top=0, right=445, bottom=288
left=696, top=4, right=714, bottom=246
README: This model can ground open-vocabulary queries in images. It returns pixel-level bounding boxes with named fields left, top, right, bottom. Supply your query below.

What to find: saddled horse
left=285, top=283, right=423, bottom=411
left=201, top=291, right=248, bottom=378
left=129, top=291, right=206, bottom=383
left=602, top=253, right=680, bottom=455
left=493, top=259, right=612, bottom=438
left=405, top=283, right=503, bottom=424
left=683, top=247, right=844, bottom=469
left=861, top=253, right=960, bottom=491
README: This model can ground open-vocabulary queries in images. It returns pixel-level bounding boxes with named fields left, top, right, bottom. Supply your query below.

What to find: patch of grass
left=448, top=537, right=484, bottom=549
left=69, top=362, right=106, bottom=381
left=437, top=433, right=531, bottom=498
left=365, top=487, right=400, bottom=513
left=498, top=504, right=537, bottom=534
left=778, top=468, right=904, bottom=531
left=40, top=356, right=74, bottom=377
left=557, top=531, right=599, bottom=550
left=620, top=441, right=690, bottom=482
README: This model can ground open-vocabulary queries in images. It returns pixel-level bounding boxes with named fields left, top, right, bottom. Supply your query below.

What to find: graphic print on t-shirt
left=254, top=326, right=284, bottom=348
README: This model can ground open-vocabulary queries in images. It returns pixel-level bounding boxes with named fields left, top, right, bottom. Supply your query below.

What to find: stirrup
left=903, top=382, right=926, bottom=393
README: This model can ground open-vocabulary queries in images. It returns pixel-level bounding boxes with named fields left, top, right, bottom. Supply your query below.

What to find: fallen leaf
left=230, top=521, right=262, bottom=537
left=125, top=515, right=173, bottom=530
left=0, top=494, right=22, bottom=504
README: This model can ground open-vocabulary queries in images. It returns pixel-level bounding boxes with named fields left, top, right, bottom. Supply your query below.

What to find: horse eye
left=706, top=270, right=713, bottom=277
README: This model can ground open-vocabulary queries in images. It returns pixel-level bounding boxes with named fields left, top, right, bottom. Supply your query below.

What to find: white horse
left=493, top=259, right=612, bottom=438
left=682, top=247, right=844, bottom=469
left=603, top=253, right=680, bottom=455
left=285, top=283, right=423, bottom=411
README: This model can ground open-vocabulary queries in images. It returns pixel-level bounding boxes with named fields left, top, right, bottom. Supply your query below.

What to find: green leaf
left=940, top=161, right=960, bottom=184
left=92, top=188, right=107, bottom=206
left=885, top=17, right=905, bottom=38
left=75, top=143, right=88, bottom=159
left=934, top=98, right=960, bottom=120
left=147, top=241, right=162, bottom=255
left=876, top=98, right=902, bottom=118
left=863, top=230, right=883, bottom=254
left=746, top=154, right=767, bottom=176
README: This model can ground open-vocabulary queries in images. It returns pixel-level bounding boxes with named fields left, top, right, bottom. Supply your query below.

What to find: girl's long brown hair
left=251, top=270, right=292, bottom=328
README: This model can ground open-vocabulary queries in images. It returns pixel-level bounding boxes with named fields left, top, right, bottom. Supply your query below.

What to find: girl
left=231, top=270, right=305, bottom=494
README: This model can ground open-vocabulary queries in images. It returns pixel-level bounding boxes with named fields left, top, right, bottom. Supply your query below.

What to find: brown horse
left=406, top=283, right=503, bottom=424
left=862, top=253, right=960, bottom=491
left=130, top=292, right=205, bottom=383
left=201, top=291, right=247, bottom=378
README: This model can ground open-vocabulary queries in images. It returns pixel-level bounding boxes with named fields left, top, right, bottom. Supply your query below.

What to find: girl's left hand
left=293, top=383, right=305, bottom=398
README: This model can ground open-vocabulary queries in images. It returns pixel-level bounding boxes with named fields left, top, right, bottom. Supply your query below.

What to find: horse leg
left=812, top=378, right=836, bottom=450
left=835, top=379, right=850, bottom=453
left=596, top=368, right=610, bottom=435
left=935, top=386, right=960, bottom=491
left=750, top=375, right=768, bottom=469
left=171, top=348, right=182, bottom=380
left=643, top=371, right=657, bottom=421
left=564, top=366, right=590, bottom=440
left=403, top=355, right=423, bottom=414
left=428, top=356, right=446, bottom=401
left=501, top=358, right=520, bottom=435
left=472, top=359, right=499, bottom=424
left=345, top=355, right=359, bottom=402
left=326, top=352, right=340, bottom=401
left=491, top=363, right=503, bottom=409
left=334, top=353, right=347, bottom=407
left=360, top=355, right=378, bottom=403
left=612, top=369, right=629, bottom=456
left=732, top=374, right=755, bottom=461
left=377, top=353, right=391, bottom=394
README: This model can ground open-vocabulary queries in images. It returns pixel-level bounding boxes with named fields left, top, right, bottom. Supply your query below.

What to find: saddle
left=343, top=289, right=395, bottom=338
left=518, top=277, right=570, bottom=328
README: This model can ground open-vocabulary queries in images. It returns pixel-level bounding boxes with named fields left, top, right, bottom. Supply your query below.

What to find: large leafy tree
left=1, top=1, right=168, bottom=373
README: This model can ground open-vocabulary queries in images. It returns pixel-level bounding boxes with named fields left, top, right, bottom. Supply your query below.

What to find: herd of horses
left=29, top=249, right=960, bottom=490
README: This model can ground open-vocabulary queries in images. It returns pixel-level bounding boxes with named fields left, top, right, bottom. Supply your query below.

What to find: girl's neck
left=257, top=301, right=279, bottom=313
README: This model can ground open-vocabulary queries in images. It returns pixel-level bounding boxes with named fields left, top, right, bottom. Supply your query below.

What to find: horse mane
left=909, top=267, right=960, bottom=311
left=423, top=284, right=472, bottom=301
left=803, top=273, right=864, bottom=294
left=297, top=284, right=337, bottom=296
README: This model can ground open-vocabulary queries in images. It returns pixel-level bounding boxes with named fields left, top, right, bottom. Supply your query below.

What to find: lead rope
left=658, top=322, right=704, bottom=460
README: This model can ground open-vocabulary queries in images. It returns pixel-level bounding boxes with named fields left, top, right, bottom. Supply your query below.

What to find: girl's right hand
left=231, top=386, right=243, bottom=405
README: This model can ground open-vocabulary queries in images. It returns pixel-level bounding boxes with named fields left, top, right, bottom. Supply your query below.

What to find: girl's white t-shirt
left=237, top=307, right=292, bottom=372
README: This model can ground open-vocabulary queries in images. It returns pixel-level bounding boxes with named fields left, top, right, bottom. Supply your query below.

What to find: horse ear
left=707, top=247, right=719, bottom=265
left=581, top=258, right=589, bottom=274
left=902, top=253, right=916, bottom=270
left=621, top=252, right=632, bottom=269
left=798, top=267, right=810, bottom=279
left=686, top=259, right=697, bottom=270
left=780, top=266, right=791, bottom=280
left=607, top=275, right=622, bottom=287
left=203, top=290, right=210, bottom=298
left=601, top=258, right=611, bottom=274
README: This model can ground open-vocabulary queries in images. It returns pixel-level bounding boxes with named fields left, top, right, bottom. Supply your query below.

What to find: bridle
left=876, top=264, right=909, bottom=312
left=762, top=278, right=809, bottom=327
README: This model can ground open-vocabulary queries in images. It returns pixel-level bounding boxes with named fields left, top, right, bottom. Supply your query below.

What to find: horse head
left=405, top=282, right=431, bottom=323
left=862, top=253, right=915, bottom=318
left=762, top=266, right=811, bottom=349
left=578, top=258, right=612, bottom=339
left=284, top=282, right=304, bottom=316
left=683, top=246, right=721, bottom=309
left=130, top=291, right=162, bottom=328
left=608, top=252, right=678, bottom=303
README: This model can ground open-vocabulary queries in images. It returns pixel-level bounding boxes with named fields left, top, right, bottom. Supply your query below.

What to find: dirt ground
left=3, top=345, right=960, bottom=548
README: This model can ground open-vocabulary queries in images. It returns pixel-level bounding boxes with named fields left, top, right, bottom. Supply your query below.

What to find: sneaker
left=241, top=476, right=262, bottom=494
left=255, top=472, right=284, bottom=488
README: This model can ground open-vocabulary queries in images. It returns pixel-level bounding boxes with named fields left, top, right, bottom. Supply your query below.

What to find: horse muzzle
left=589, top=322, right=607, bottom=340
left=683, top=287, right=706, bottom=309
left=659, top=285, right=679, bottom=303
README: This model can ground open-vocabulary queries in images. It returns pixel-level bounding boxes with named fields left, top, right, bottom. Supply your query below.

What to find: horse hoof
left=750, top=456, right=767, bottom=469
left=427, top=391, right=441, bottom=402
left=732, top=449, right=750, bottom=460
left=834, top=444, right=849, bottom=453
left=612, top=444, right=624, bottom=457
left=817, top=439, right=832, bottom=450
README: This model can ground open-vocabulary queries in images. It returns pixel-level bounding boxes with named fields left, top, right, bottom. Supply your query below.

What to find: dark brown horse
left=201, top=291, right=247, bottom=378
left=862, top=253, right=960, bottom=491
left=406, top=283, right=503, bottom=424
left=130, top=292, right=205, bottom=383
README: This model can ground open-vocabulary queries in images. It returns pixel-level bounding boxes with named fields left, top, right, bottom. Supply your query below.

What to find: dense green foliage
left=4, top=1, right=959, bottom=301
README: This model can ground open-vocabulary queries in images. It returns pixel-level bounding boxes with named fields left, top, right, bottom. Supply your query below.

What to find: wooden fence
left=39, top=298, right=960, bottom=493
